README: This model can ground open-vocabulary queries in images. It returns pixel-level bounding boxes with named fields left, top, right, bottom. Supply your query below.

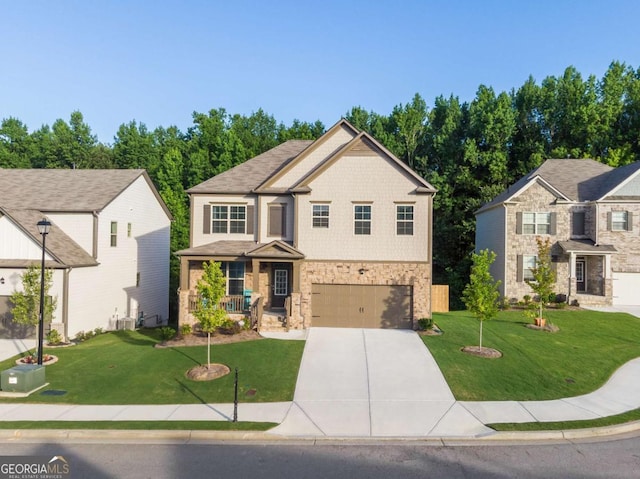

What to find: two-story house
left=476, top=159, right=640, bottom=306
left=177, top=119, right=436, bottom=330
left=0, top=169, right=172, bottom=340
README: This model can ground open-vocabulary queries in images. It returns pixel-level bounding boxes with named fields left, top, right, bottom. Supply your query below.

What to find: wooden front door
left=271, top=264, right=290, bottom=308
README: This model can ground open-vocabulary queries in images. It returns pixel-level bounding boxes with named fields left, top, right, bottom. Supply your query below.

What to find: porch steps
left=260, top=310, right=289, bottom=332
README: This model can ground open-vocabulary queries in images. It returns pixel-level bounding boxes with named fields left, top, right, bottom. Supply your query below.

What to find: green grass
left=0, top=329, right=304, bottom=405
left=423, top=309, right=640, bottom=401
left=490, top=408, right=640, bottom=431
left=0, top=421, right=276, bottom=431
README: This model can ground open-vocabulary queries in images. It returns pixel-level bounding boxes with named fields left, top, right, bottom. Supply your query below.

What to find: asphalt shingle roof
left=187, top=140, right=314, bottom=194
left=0, top=169, right=148, bottom=211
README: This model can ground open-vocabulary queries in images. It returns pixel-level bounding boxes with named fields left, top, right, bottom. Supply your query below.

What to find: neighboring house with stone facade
left=476, top=158, right=640, bottom=307
left=177, top=119, right=436, bottom=331
left=0, top=169, right=172, bottom=340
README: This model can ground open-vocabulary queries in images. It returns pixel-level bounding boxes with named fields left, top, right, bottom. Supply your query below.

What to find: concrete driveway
left=583, top=305, right=640, bottom=318
left=271, top=328, right=491, bottom=437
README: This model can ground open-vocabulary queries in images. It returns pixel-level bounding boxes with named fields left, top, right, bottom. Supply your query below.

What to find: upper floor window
left=396, top=205, right=414, bottom=235
left=127, top=223, right=132, bottom=238
left=312, top=204, right=329, bottom=228
left=523, top=212, right=551, bottom=235
left=110, top=221, right=117, bottom=247
left=354, top=205, right=371, bottom=235
left=211, top=205, right=246, bottom=234
left=571, top=212, right=585, bottom=237
left=611, top=211, right=631, bottom=231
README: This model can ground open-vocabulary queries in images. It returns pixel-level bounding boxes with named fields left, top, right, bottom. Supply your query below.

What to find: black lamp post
left=36, top=218, right=51, bottom=366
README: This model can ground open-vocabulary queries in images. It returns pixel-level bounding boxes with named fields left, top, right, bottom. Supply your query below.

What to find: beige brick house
left=177, top=119, right=436, bottom=331
left=476, top=159, right=640, bottom=306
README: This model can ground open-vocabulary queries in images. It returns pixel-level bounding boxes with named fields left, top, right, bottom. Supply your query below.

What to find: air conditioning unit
left=117, top=318, right=135, bottom=330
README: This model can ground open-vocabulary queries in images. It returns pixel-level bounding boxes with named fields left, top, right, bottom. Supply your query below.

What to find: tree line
left=2, top=61, right=639, bottom=311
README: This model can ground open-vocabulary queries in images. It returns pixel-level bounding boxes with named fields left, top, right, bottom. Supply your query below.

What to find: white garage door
left=612, top=272, right=640, bottom=306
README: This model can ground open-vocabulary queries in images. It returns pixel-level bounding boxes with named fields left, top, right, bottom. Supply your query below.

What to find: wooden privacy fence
left=431, top=285, right=450, bottom=312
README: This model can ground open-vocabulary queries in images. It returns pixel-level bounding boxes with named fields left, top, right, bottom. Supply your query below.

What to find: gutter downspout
left=502, top=203, right=508, bottom=299
left=92, top=211, right=99, bottom=259
left=63, top=267, right=70, bottom=341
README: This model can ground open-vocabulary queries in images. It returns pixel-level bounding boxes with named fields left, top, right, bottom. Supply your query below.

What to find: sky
left=2, top=0, right=640, bottom=144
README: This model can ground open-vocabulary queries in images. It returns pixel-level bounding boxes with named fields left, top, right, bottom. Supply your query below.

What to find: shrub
left=180, top=323, right=192, bottom=336
left=159, top=327, right=176, bottom=341
left=219, top=318, right=241, bottom=334
left=74, top=331, right=85, bottom=342
left=418, top=318, right=434, bottom=330
left=46, top=329, right=63, bottom=345
left=523, top=295, right=532, bottom=305
left=94, top=327, right=104, bottom=336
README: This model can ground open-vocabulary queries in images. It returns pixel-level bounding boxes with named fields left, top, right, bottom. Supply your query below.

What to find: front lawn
left=423, top=309, right=640, bottom=401
left=0, top=329, right=305, bottom=405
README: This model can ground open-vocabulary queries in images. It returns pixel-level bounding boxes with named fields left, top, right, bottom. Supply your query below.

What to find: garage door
left=311, top=284, right=412, bottom=329
left=0, top=295, right=36, bottom=339
left=612, top=272, right=640, bottom=306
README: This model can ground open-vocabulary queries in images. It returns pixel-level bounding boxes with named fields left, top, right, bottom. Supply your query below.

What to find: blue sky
left=2, top=0, right=640, bottom=144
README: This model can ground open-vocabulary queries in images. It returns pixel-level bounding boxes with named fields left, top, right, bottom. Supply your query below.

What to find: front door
left=271, top=265, right=290, bottom=308
left=576, top=259, right=586, bottom=293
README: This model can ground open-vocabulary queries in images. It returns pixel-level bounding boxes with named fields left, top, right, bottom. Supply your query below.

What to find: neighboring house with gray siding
left=475, top=159, right=640, bottom=306
left=0, top=169, right=172, bottom=340
left=177, top=119, right=436, bottom=331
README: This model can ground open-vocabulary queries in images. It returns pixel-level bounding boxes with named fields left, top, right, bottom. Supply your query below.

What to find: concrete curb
left=1, top=419, right=638, bottom=444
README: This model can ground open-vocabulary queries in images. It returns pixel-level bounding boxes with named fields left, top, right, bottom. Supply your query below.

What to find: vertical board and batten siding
left=191, top=194, right=256, bottom=248
left=270, top=125, right=356, bottom=189
left=258, top=195, right=293, bottom=243
left=0, top=216, right=51, bottom=260
left=297, top=154, right=430, bottom=262
left=474, top=206, right=507, bottom=297
left=46, top=213, right=94, bottom=254
left=66, top=176, right=170, bottom=336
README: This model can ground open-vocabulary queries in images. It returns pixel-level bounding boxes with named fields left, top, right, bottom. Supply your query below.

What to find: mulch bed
left=155, top=329, right=262, bottom=348
left=185, top=363, right=231, bottom=381
left=461, top=346, right=502, bottom=358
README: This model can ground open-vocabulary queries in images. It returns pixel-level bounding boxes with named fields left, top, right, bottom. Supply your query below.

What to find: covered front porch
left=559, top=240, right=617, bottom=306
left=176, top=240, right=305, bottom=331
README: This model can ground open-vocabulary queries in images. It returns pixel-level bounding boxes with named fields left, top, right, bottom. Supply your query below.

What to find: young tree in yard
left=192, top=261, right=227, bottom=369
left=525, top=237, right=557, bottom=321
left=462, top=249, right=501, bottom=350
left=10, top=265, right=57, bottom=356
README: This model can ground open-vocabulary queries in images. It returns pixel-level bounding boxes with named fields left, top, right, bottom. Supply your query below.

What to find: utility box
left=1, top=365, right=46, bottom=393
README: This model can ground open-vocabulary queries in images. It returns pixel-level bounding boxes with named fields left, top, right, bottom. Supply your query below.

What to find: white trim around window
left=354, top=204, right=372, bottom=235
left=312, top=204, right=330, bottom=228
left=211, top=204, right=247, bottom=234
left=396, top=204, right=414, bottom=236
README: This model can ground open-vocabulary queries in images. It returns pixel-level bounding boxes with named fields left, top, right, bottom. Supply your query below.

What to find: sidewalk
left=0, top=332, right=639, bottom=439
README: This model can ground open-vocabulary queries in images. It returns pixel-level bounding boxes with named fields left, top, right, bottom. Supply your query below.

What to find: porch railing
left=188, top=294, right=245, bottom=313
left=250, top=296, right=264, bottom=330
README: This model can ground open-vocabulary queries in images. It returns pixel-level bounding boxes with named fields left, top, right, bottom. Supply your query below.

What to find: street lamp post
left=36, top=218, right=51, bottom=366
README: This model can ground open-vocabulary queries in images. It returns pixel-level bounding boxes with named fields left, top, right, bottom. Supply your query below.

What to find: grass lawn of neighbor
left=423, top=309, right=640, bottom=402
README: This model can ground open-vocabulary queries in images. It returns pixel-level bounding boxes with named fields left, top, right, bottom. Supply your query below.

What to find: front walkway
left=270, top=328, right=492, bottom=437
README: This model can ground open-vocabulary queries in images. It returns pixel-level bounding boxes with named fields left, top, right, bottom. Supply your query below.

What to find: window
left=221, top=262, right=245, bottom=295
left=523, top=255, right=536, bottom=281
left=136, top=272, right=140, bottom=287
left=268, top=204, right=286, bottom=237
left=312, top=204, right=329, bottom=228
left=396, top=205, right=414, bottom=235
left=611, top=211, right=629, bottom=231
left=211, top=205, right=246, bottom=234
left=354, top=205, right=371, bottom=235
left=572, top=212, right=585, bottom=237
left=110, top=222, right=117, bottom=247
left=127, top=223, right=132, bottom=238
left=230, top=206, right=246, bottom=233
left=523, top=212, right=551, bottom=234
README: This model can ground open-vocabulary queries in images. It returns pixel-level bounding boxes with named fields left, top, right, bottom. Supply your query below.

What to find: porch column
left=252, top=258, right=260, bottom=292
left=292, top=260, right=301, bottom=293
left=603, top=254, right=611, bottom=278
left=568, top=252, right=576, bottom=298
left=180, top=257, right=190, bottom=290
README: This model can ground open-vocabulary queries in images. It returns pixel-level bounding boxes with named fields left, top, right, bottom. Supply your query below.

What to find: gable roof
left=0, top=169, right=170, bottom=216
left=596, top=161, right=640, bottom=199
left=0, top=208, right=98, bottom=268
left=187, top=118, right=436, bottom=195
left=477, top=159, right=615, bottom=214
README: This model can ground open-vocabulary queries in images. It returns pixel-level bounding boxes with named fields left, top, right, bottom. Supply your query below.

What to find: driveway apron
left=271, top=328, right=490, bottom=437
